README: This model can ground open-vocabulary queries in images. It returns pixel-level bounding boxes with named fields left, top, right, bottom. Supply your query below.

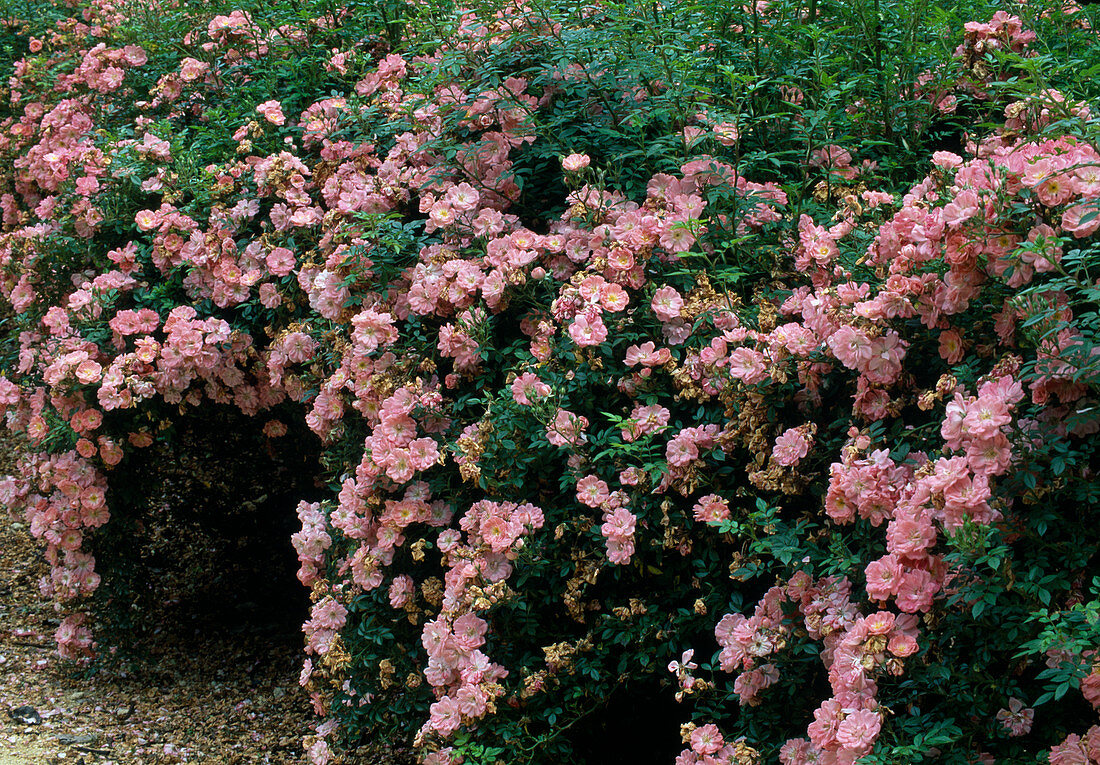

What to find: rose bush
left=2, top=0, right=1100, bottom=762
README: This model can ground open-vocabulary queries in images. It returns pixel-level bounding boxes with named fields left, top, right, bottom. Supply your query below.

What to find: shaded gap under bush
left=566, top=676, right=686, bottom=764
left=87, top=405, right=323, bottom=661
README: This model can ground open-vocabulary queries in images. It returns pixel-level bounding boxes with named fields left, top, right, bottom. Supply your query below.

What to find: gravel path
left=0, top=433, right=316, bottom=764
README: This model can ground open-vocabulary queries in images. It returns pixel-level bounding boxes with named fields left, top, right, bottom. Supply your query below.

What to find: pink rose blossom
left=511, top=372, right=550, bottom=405
left=257, top=99, right=287, bottom=125
left=773, top=426, right=813, bottom=467
left=651, top=286, right=684, bottom=322
left=835, top=709, right=881, bottom=753
left=562, top=153, right=591, bottom=171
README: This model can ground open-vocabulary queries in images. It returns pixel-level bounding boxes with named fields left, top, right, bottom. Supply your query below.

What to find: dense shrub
left=2, top=0, right=1100, bottom=763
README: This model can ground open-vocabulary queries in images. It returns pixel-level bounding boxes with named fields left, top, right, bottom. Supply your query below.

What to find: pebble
left=9, top=704, right=42, bottom=725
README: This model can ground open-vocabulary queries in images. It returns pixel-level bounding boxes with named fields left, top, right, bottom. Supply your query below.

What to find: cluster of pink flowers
left=437, top=311, right=485, bottom=380
left=624, top=340, right=672, bottom=370
left=712, top=572, right=919, bottom=762
left=416, top=499, right=544, bottom=740
left=6, top=448, right=107, bottom=611
left=795, top=212, right=848, bottom=272
left=292, top=501, right=332, bottom=587
left=957, top=11, right=1037, bottom=65
left=931, top=11, right=1040, bottom=111
left=6, top=98, right=106, bottom=237
left=674, top=723, right=753, bottom=765
left=528, top=155, right=785, bottom=363
left=59, top=41, right=146, bottom=94
left=54, top=613, right=94, bottom=659
left=1050, top=726, right=1100, bottom=765
left=863, top=116, right=1100, bottom=390
left=575, top=474, right=637, bottom=563
left=808, top=353, right=1022, bottom=645
left=825, top=444, right=911, bottom=528
left=664, top=424, right=721, bottom=472
left=941, top=375, right=1023, bottom=476
left=297, top=382, right=453, bottom=591
left=420, top=611, right=501, bottom=736
left=360, top=384, right=442, bottom=485
left=304, top=595, right=348, bottom=656
left=204, top=10, right=271, bottom=59
left=157, top=307, right=277, bottom=413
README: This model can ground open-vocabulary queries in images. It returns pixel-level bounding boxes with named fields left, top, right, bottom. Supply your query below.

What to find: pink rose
left=561, top=153, right=590, bottom=171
